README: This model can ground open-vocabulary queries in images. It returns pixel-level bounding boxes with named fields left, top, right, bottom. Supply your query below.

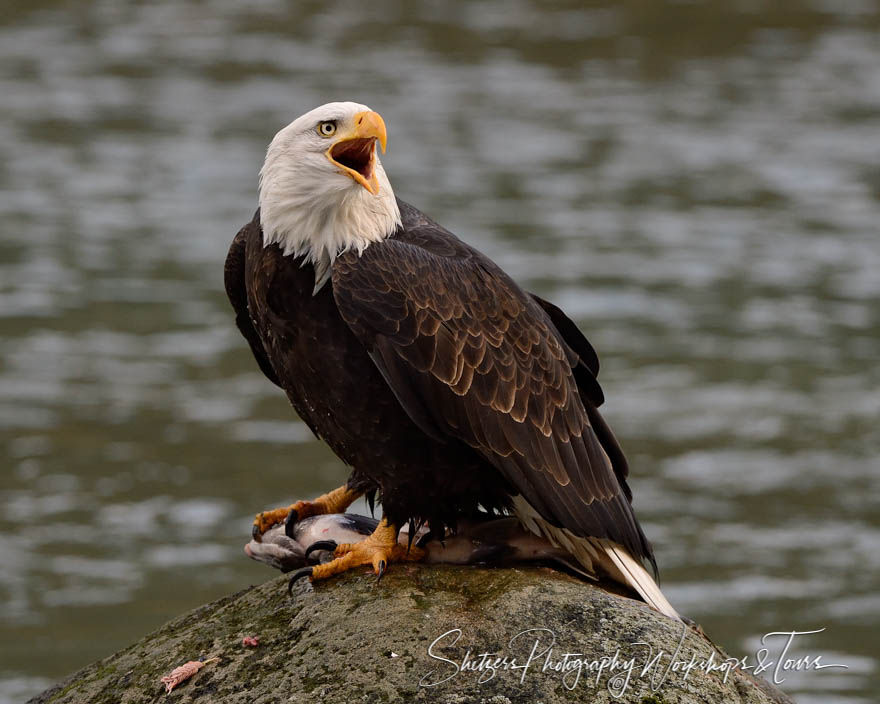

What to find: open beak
left=326, top=111, right=387, bottom=195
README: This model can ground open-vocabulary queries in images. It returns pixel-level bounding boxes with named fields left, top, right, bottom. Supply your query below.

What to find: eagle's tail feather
left=596, top=539, right=681, bottom=622
left=511, top=495, right=681, bottom=622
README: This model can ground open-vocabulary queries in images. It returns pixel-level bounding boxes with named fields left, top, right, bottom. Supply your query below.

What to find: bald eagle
left=225, top=102, right=679, bottom=620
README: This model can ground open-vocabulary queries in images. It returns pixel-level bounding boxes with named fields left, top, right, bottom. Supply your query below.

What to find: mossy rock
left=28, top=565, right=794, bottom=703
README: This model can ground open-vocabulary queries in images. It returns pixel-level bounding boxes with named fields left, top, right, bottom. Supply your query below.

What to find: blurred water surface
left=1, top=1, right=878, bottom=702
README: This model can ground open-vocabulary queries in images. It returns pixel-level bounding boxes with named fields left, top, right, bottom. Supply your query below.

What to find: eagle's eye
left=317, top=121, right=337, bottom=137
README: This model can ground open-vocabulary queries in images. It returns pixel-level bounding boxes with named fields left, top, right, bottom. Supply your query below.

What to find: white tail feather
left=597, top=540, right=681, bottom=621
left=511, top=495, right=681, bottom=622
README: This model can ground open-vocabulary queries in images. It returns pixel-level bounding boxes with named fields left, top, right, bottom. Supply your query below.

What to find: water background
left=1, top=2, right=878, bottom=702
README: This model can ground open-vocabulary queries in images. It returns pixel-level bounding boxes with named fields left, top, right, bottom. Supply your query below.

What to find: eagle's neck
left=258, top=159, right=401, bottom=294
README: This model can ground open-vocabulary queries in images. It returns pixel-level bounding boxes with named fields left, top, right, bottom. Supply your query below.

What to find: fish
left=245, top=512, right=597, bottom=580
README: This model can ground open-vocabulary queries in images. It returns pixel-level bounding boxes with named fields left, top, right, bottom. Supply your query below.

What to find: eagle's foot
left=251, top=484, right=361, bottom=542
left=294, top=517, right=424, bottom=585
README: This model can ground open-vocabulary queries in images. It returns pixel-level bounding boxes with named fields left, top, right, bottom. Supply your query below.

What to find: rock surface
left=29, top=565, right=794, bottom=704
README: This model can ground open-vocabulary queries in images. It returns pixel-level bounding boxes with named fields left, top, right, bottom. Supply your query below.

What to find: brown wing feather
left=332, top=230, right=654, bottom=568
left=529, top=292, right=633, bottom=497
left=224, top=214, right=282, bottom=388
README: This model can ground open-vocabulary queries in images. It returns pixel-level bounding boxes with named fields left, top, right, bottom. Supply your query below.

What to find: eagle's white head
left=258, top=101, right=402, bottom=291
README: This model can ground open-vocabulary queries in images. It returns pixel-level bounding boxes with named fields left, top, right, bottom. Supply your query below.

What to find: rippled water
left=1, top=2, right=878, bottom=702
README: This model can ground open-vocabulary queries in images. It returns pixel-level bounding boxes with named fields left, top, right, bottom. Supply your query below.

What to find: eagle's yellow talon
left=251, top=484, right=362, bottom=541
left=308, top=518, right=424, bottom=581
left=252, top=507, right=292, bottom=541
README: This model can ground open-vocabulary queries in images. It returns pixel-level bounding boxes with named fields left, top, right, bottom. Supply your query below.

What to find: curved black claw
left=284, top=509, right=300, bottom=539
left=287, top=566, right=313, bottom=594
left=376, top=559, right=387, bottom=583
left=252, top=524, right=263, bottom=542
left=304, top=540, right=338, bottom=560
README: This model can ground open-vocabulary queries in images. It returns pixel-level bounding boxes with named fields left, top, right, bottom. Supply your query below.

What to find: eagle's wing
left=225, top=215, right=282, bottom=388
left=332, top=235, right=655, bottom=570
left=529, top=292, right=634, bottom=503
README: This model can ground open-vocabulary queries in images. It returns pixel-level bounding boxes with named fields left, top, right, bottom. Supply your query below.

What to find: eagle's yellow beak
left=326, top=111, right=387, bottom=195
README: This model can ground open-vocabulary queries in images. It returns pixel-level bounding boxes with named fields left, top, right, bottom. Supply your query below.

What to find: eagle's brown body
left=226, top=204, right=510, bottom=532
left=225, top=199, right=656, bottom=572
